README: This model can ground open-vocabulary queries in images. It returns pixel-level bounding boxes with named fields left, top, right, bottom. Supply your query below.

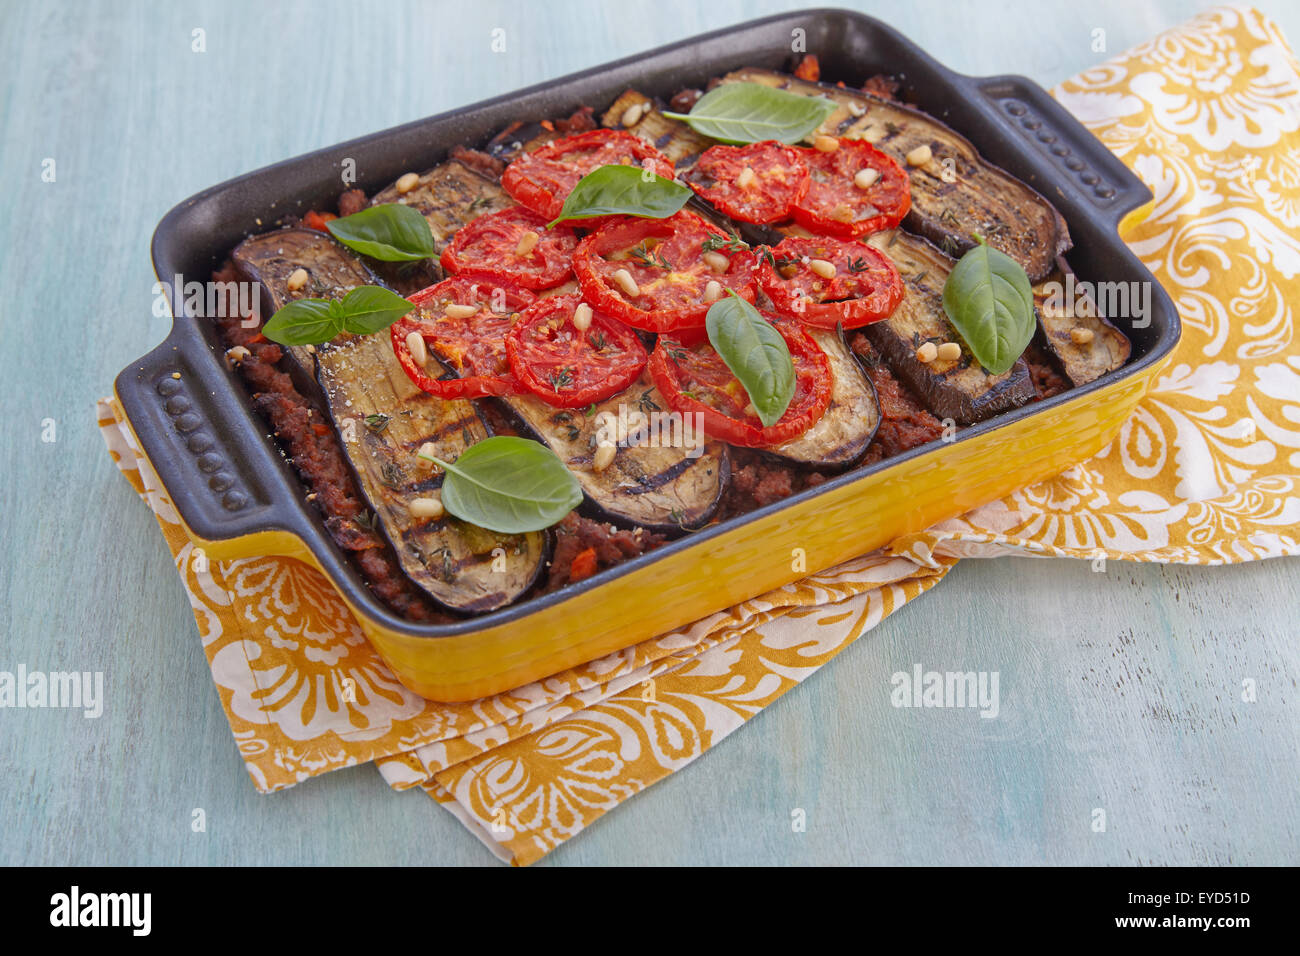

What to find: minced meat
left=542, top=513, right=667, bottom=592
left=211, top=262, right=453, bottom=623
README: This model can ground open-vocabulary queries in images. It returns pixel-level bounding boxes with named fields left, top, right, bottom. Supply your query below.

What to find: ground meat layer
left=211, top=262, right=453, bottom=623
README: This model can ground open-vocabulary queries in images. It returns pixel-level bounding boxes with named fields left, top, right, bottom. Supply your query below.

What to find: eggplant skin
left=720, top=69, right=1071, bottom=283
left=315, top=333, right=548, bottom=613
left=1033, top=257, right=1132, bottom=387
left=865, top=230, right=1035, bottom=424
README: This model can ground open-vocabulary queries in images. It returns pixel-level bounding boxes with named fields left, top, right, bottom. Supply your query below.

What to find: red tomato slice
left=505, top=294, right=647, bottom=408
left=573, top=211, right=757, bottom=333
left=649, top=318, right=832, bottom=447
left=502, top=129, right=676, bottom=223
left=439, top=206, right=578, bottom=290
left=684, top=141, right=810, bottom=224
left=791, top=139, right=910, bottom=239
left=392, top=277, right=536, bottom=399
left=757, top=235, right=904, bottom=329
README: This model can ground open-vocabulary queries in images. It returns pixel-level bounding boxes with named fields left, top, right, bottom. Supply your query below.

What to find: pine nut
left=737, top=166, right=757, bottom=188
left=225, top=345, right=250, bottom=364
left=416, top=442, right=439, bottom=469
left=621, top=102, right=645, bottom=127
left=813, top=135, right=839, bottom=152
left=854, top=167, right=880, bottom=190
left=703, top=251, right=730, bottom=274
left=514, top=230, right=539, bottom=256
left=612, top=268, right=640, bottom=297
left=286, top=268, right=309, bottom=292
left=906, top=144, right=933, bottom=167
left=916, top=342, right=939, bottom=363
left=848, top=102, right=866, bottom=117
left=444, top=303, right=479, bottom=319
left=395, top=172, right=420, bottom=194
left=593, top=442, right=617, bottom=472
left=573, top=302, right=593, bottom=331
left=809, top=258, right=836, bottom=279
left=704, top=280, right=723, bottom=302
left=405, top=331, right=428, bottom=366
left=409, top=496, right=444, bottom=520
left=936, top=342, right=962, bottom=362
left=1070, top=327, right=1095, bottom=345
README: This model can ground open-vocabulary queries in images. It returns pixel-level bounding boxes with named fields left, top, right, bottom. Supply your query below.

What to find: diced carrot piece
left=569, top=547, right=598, bottom=582
left=304, top=210, right=337, bottom=233
left=794, top=54, right=820, bottom=82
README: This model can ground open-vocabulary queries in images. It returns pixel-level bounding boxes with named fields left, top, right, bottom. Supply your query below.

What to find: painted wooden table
left=1, top=0, right=1297, bottom=866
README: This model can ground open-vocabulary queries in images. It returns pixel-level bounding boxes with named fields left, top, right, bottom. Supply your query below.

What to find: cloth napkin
left=99, top=5, right=1300, bottom=865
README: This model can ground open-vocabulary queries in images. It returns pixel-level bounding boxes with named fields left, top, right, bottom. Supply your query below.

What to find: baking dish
left=115, top=8, right=1179, bottom=701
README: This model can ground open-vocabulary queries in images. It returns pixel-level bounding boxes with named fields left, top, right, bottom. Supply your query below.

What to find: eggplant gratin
left=212, top=57, right=1131, bottom=623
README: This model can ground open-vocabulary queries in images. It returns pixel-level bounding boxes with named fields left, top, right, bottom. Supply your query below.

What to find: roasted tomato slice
left=791, top=138, right=910, bottom=239
left=392, top=276, right=536, bottom=399
left=573, top=211, right=757, bottom=333
left=505, top=294, right=647, bottom=408
left=502, top=129, right=676, bottom=223
left=757, top=235, right=904, bottom=329
left=649, top=318, right=832, bottom=447
left=439, top=206, right=579, bottom=290
left=683, top=141, right=810, bottom=224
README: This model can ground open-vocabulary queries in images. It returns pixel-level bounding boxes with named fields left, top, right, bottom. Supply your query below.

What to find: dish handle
left=965, top=74, right=1152, bottom=235
left=113, top=321, right=316, bottom=552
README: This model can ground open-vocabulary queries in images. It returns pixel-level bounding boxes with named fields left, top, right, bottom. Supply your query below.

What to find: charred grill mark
left=407, top=415, right=484, bottom=447
left=620, top=456, right=696, bottom=494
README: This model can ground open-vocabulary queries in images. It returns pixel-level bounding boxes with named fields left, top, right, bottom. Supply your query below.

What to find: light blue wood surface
left=1, top=0, right=1297, bottom=866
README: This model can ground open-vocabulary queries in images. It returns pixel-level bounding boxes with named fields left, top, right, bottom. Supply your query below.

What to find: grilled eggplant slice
left=600, top=90, right=716, bottom=168
left=371, top=160, right=514, bottom=248
left=1033, top=258, right=1132, bottom=387
left=388, top=158, right=731, bottom=530
left=502, top=372, right=729, bottom=532
left=863, top=230, right=1034, bottom=424
left=766, top=327, right=880, bottom=469
left=232, top=227, right=381, bottom=379
left=315, top=333, right=547, bottom=612
left=718, top=69, right=1070, bottom=282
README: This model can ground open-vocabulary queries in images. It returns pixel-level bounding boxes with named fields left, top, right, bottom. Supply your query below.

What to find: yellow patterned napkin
left=99, top=5, right=1299, bottom=865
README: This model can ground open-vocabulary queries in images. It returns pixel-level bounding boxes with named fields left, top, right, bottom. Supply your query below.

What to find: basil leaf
left=547, top=165, right=691, bottom=228
left=663, top=82, right=836, bottom=145
left=262, top=298, right=344, bottom=346
left=337, top=285, right=416, bottom=335
left=427, top=436, right=583, bottom=534
left=705, top=291, right=794, bottom=428
left=941, top=242, right=1036, bottom=375
left=261, top=285, right=413, bottom=346
left=326, top=203, right=435, bottom=261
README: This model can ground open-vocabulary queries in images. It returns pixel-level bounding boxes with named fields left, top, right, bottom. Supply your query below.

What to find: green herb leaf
left=326, top=203, right=435, bottom=261
left=663, top=82, right=836, bottom=145
left=334, top=286, right=416, bottom=335
left=705, top=291, right=794, bottom=428
left=261, top=285, right=414, bottom=346
left=261, top=298, right=344, bottom=346
left=547, top=165, right=691, bottom=228
left=424, top=436, right=582, bottom=534
left=940, top=241, right=1035, bottom=375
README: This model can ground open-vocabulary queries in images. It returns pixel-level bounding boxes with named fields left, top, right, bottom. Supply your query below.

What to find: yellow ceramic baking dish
left=115, top=9, right=1179, bottom=701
